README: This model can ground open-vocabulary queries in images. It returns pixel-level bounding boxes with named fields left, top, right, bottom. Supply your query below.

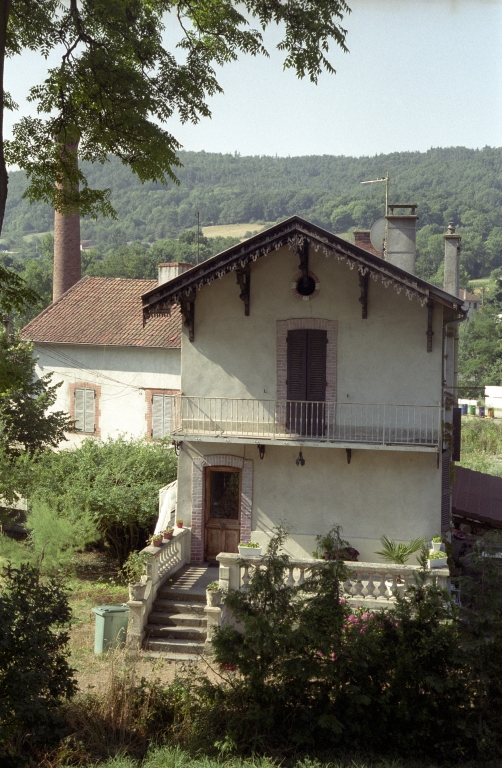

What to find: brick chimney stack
left=158, top=262, right=193, bottom=285
left=53, top=141, right=81, bottom=303
left=443, top=222, right=461, bottom=298
left=353, top=230, right=383, bottom=257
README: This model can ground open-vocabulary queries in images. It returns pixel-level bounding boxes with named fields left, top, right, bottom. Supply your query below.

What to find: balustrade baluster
left=297, top=567, right=306, bottom=585
left=242, top=564, right=251, bottom=590
left=372, top=571, right=384, bottom=600
left=286, top=566, right=295, bottom=587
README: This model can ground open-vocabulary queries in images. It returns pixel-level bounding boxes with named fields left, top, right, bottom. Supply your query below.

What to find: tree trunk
left=0, top=0, right=12, bottom=237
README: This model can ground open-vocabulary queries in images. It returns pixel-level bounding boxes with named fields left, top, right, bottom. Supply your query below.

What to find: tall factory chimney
left=53, top=141, right=81, bottom=303
left=443, top=222, right=461, bottom=297
left=385, top=204, right=418, bottom=274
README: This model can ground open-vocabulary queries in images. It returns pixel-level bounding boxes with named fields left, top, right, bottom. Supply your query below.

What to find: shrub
left=0, top=563, right=76, bottom=761
left=29, top=437, right=177, bottom=566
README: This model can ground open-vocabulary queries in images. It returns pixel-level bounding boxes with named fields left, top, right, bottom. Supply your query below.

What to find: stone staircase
left=143, top=564, right=216, bottom=659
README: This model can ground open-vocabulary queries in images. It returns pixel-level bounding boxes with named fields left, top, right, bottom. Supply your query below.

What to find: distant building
left=459, top=288, right=480, bottom=320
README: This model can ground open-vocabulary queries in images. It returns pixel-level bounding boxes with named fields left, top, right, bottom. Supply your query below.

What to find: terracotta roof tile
left=21, top=276, right=181, bottom=348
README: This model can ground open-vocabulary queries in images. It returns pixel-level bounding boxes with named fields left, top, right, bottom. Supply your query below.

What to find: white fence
left=173, top=396, right=441, bottom=447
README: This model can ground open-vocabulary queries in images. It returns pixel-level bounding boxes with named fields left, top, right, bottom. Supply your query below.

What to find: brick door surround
left=190, top=454, right=253, bottom=562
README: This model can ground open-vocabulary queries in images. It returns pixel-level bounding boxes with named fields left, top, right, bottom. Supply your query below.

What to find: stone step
left=145, top=624, right=207, bottom=641
left=153, top=599, right=206, bottom=615
left=156, top=588, right=207, bottom=603
left=144, top=637, right=207, bottom=655
left=149, top=611, right=207, bottom=628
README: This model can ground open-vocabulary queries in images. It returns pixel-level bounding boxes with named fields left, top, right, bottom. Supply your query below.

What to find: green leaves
left=374, top=535, right=425, bottom=565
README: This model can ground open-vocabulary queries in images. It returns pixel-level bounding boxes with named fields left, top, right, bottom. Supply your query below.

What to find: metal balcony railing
left=172, top=396, right=441, bottom=448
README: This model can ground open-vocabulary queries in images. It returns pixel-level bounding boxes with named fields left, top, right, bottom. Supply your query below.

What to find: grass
left=458, top=417, right=502, bottom=476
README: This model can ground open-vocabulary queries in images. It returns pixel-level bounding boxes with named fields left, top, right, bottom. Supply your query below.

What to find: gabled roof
left=453, top=466, right=502, bottom=529
left=22, top=276, right=181, bottom=348
left=142, top=216, right=463, bottom=321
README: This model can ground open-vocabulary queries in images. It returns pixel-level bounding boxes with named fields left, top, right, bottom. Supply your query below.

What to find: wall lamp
left=296, top=450, right=305, bottom=467
left=258, top=444, right=266, bottom=460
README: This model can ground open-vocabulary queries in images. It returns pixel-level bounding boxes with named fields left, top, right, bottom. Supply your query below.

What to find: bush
left=0, top=563, right=76, bottom=762
left=29, top=437, right=177, bottom=566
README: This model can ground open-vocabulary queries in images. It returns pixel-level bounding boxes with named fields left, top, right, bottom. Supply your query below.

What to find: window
left=151, top=394, right=173, bottom=439
left=74, top=387, right=95, bottom=433
left=286, top=328, right=327, bottom=435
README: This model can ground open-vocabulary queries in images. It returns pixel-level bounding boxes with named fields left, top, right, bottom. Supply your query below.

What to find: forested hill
left=4, top=146, right=502, bottom=281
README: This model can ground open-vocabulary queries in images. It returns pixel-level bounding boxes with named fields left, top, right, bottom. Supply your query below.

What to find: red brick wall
left=353, top=230, right=383, bottom=258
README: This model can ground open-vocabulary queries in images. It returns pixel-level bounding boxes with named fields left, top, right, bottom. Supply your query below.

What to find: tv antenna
left=360, top=172, right=389, bottom=215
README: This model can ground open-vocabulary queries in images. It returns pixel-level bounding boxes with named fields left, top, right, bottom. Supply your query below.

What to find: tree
left=0, top=0, right=351, bottom=236
left=0, top=562, right=76, bottom=757
left=458, top=281, right=502, bottom=390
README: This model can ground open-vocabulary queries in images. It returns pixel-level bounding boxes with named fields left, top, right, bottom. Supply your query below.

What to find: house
left=458, top=288, right=480, bottom=321
left=21, top=264, right=188, bottom=446
left=141, top=214, right=464, bottom=565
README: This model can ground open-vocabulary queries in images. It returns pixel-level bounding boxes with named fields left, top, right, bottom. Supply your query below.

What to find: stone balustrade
left=216, top=553, right=449, bottom=609
left=127, top=527, right=191, bottom=647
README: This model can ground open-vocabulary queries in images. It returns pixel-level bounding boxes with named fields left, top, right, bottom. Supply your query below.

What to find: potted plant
left=163, top=527, right=174, bottom=541
left=121, top=551, right=149, bottom=600
left=176, top=519, right=184, bottom=529
left=238, top=541, right=262, bottom=556
left=427, top=550, right=448, bottom=569
left=147, top=533, right=163, bottom=547
left=375, top=535, right=425, bottom=565
left=431, top=535, right=444, bottom=552
left=206, top=580, right=222, bottom=606
left=316, top=526, right=359, bottom=561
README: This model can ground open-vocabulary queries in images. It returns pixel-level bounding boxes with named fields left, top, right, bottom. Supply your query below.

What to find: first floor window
left=152, top=394, right=172, bottom=439
left=74, top=388, right=95, bottom=433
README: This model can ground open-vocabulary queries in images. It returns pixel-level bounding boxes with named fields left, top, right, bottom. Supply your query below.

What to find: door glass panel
left=209, top=470, right=240, bottom=519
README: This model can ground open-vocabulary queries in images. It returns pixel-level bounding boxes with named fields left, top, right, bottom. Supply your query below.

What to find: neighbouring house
left=21, top=264, right=188, bottom=446
left=141, top=214, right=464, bottom=565
left=458, top=288, right=480, bottom=321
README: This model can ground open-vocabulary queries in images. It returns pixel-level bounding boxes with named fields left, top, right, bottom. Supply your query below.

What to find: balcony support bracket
left=298, top=239, right=309, bottom=293
left=236, top=266, right=250, bottom=316
left=346, top=448, right=352, bottom=464
left=180, top=293, right=195, bottom=342
left=358, top=272, right=369, bottom=319
left=426, top=298, right=435, bottom=352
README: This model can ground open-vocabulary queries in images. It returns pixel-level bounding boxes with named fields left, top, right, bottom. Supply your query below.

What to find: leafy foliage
left=29, top=437, right=177, bottom=566
left=374, top=535, right=425, bottom=565
left=458, top=280, right=502, bottom=389
left=0, top=563, right=76, bottom=757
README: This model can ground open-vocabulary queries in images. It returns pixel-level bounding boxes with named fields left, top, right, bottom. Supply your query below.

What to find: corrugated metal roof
left=22, top=276, right=181, bottom=348
left=452, top=466, right=502, bottom=528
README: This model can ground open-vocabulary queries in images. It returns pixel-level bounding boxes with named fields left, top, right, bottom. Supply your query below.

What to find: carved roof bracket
left=426, top=298, right=435, bottom=352
left=298, top=239, right=309, bottom=293
left=180, top=292, right=195, bottom=342
left=236, top=265, right=250, bottom=316
left=358, top=272, right=369, bottom=319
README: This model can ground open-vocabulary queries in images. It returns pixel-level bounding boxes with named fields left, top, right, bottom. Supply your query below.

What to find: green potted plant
left=147, top=533, right=163, bottom=547
left=163, top=527, right=174, bottom=541
left=431, top=535, right=444, bottom=552
left=238, top=541, right=262, bottom=556
left=375, top=535, right=425, bottom=565
left=176, top=519, right=184, bottom=529
left=121, top=551, right=149, bottom=600
left=427, top=549, right=448, bottom=569
left=316, top=526, right=359, bottom=561
left=206, top=580, right=222, bottom=607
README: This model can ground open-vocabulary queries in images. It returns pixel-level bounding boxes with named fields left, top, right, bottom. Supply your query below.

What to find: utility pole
left=195, top=211, right=200, bottom=265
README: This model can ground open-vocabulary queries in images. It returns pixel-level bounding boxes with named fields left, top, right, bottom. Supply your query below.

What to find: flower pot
left=238, top=545, right=262, bottom=557
left=431, top=542, right=443, bottom=552
left=428, top=557, right=447, bottom=569
left=176, top=522, right=183, bottom=528
left=206, top=589, right=222, bottom=607
left=163, top=531, right=173, bottom=540
left=152, top=537, right=163, bottom=547
left=129, top=582, right=147, bottom=601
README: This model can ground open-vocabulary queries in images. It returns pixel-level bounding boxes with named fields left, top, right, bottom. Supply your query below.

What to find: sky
left=4, top=0, right=502, bottom=159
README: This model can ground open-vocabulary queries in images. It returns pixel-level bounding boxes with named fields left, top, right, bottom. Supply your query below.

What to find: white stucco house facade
left=22, top=271, right=184, bottom=447
left=141, top=216, right=464, bottom=565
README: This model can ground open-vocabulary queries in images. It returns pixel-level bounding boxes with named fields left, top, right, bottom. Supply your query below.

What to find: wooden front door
left=205, top=467, right=241, bottom=561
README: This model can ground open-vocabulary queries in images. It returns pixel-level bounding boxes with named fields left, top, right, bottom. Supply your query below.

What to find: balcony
left=172, top=396, right=441, bottom=452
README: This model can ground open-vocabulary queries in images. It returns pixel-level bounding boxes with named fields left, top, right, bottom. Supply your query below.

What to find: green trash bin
left=92, top=604, right=130, bottom=654
left=468, top=405, right=476, bottom=416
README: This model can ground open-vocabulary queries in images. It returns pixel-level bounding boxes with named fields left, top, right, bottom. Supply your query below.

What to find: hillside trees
left=0, top=0, right=352, bottom=238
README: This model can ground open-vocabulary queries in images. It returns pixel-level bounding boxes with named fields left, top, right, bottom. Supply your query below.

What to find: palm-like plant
left=375, top=535, right=425, bottom=565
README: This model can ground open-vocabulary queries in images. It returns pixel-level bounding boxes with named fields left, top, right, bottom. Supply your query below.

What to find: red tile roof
left=452, top=466, right=502, bottom=529
left=22, top=276, right=181, bottom=348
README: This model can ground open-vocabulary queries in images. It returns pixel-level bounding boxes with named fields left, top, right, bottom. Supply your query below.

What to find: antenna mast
left=360, top=172, right=389, bottom=215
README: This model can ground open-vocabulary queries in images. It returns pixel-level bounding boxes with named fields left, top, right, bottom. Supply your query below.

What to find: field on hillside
left=201, top=222, right=272, bottom=239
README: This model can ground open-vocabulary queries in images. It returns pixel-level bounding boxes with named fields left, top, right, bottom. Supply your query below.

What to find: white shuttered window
left=74, top=388, right=95, bottom=433
left=152, top=395, right=172, bottom=439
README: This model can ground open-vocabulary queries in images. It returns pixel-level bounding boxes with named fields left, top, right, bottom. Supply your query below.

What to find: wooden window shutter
left=287, top=329, right=308, bottom=400
left=452, top=407, right=461, bottom=462
left=164, top=396, right=172, bottom=435
left=152, top=395, right=164, bottom=439
left=84, top=389, right=95, bottom=433
left=74, top=389, right=85, bottom=431
left=306, top=330, right=327, bottom=402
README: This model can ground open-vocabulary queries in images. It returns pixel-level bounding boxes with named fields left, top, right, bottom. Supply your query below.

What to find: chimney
left=443, top=222, right=461, bottom=298
left=353, top=230, right=383, bottom=257
left=158, top=262, right=193, bottom=286
left=385, top=204, right=418, bottom=274
left=53, top=141, right=81, bottom=302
